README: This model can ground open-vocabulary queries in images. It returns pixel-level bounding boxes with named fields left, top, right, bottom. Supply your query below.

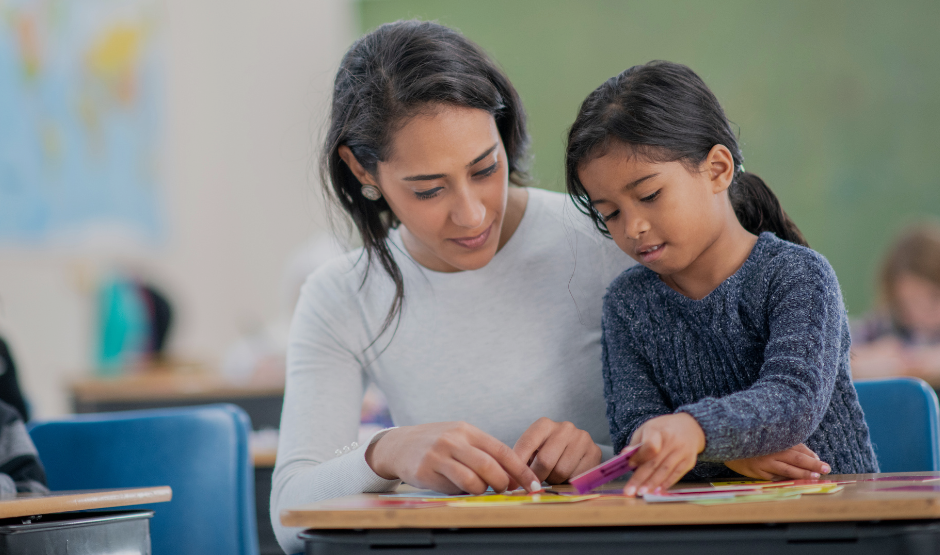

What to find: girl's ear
left=705, top=144, right=735, bottom=194
left=338, top=145, right=379, bottom=187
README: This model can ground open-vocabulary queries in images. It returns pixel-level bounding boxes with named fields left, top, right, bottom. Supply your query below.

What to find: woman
left=271, top=20, right=631, bottom=552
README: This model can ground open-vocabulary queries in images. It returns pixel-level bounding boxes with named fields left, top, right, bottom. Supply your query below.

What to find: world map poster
left=0, top=0, right=163, bottom=246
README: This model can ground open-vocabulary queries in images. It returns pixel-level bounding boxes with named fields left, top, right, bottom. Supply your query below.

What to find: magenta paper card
left=570, top=444, right=642, bottom=494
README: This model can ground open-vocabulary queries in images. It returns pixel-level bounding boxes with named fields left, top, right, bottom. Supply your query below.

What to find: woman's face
left=344, top=105, right=513, bottom=273
left=576, top=141, right=732, bottom=278
left=894, top=273, right=940, bottom=338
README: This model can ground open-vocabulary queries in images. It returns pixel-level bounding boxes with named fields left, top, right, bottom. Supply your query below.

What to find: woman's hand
left=512, top=417, right=602, bottom=485
left=725, top=444, right=831, bottom=480
left=365, top=422, right=542, bottom=495
left=622, top=413, right=705, bottom=497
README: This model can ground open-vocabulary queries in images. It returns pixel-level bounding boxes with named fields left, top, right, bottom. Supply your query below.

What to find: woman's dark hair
left=322, top=20, right=530, bottom=339
left=565, top=60, right=807, bottom=247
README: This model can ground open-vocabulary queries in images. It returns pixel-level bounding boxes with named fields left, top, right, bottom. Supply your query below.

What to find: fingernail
left=811, top=472, right=820, bottom=479
left=637, top=486, right=648, bottom=496
left=821, top=464, right=831, bottom=474
left=624, top=486, right=636, bottom=496
left=653, top=486, right=662, bottom=494
left=530, top=480, right=543, bottom=492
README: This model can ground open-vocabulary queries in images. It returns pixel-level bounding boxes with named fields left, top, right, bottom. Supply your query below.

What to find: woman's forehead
left=384, top=105, right=501, bottom=171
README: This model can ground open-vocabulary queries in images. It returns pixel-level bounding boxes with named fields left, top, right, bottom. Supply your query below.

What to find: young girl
left=852, top=223, right=940, bottom=378
left=565, top=61, right=878, bottom=496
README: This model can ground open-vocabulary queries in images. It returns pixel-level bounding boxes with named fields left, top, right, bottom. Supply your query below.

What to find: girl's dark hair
left=323, top=20, right=530, bottom=338
left=565, top=60, right=807, bottom=247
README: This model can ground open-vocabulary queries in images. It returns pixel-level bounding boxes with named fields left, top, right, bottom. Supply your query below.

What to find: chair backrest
left=854, top=377, right=940, bottom=472
left=29, top=403, right=259, bottom=555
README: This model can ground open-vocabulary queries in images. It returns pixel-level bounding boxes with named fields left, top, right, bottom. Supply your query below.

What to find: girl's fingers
left=766, top=460, right=820, bottom=481
left=636, top=451, right=686, bottom=494
left=623, top=459, right=657, bottom=496
left=792, top=444, right=820, bottom=460
left=777, top=451, right=827, bottom=475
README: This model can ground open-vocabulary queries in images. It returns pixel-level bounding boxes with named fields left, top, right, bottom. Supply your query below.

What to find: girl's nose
left=625, top=215, right=650, bottom=240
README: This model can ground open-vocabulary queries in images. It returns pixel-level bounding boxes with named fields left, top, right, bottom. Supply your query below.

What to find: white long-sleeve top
left=271, top=188, right=633, bottom=553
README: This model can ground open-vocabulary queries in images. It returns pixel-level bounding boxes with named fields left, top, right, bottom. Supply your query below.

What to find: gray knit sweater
left=602, top=232, right=878, bottom=478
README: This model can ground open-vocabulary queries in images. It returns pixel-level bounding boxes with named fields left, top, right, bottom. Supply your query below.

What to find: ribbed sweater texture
left=602, top=232, right=878, bottom=479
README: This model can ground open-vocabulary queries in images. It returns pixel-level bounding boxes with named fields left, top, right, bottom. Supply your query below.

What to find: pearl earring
left=361, top=185, right=382, bottom=201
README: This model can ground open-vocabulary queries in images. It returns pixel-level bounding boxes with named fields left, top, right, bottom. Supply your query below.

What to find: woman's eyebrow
left=401, top=144, right=498, bottom=182
left=589, top=173, right=659, bottom=205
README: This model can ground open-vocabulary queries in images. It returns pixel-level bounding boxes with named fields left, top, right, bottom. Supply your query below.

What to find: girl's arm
left=678, top=253, right=846, bottom=462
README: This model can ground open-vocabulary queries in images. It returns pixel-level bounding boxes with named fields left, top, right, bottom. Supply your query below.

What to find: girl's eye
left=640, top=190, right=661, bottom=202
left=473, top=162, right=499, bottom=178
left=602, top=210, right=620, bottom=223
left=414, top=187, right=443, bottom=200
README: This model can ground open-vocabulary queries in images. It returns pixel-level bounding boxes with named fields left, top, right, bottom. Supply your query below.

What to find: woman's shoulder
left=527, top=187, right=611, bottom=245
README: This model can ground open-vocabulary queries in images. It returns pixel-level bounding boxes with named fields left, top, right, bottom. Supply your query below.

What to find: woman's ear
left=705, top=144, right=735, bottom=194
left=338, top=145, right=379, bottom=188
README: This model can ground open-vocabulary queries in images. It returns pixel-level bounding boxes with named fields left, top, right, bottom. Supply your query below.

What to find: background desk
left=0, top=486, right=171, bottom=555
left=284, top=473, right=940, bottom=554
left=72, top=373, right=284, bottom=554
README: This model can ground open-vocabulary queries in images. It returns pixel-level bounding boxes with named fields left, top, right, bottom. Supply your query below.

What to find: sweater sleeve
left=271, top=265, right=400, bottom=554
left=601, top=290, right=672, bottom=453
left=678, top=253, right=845, bottom=462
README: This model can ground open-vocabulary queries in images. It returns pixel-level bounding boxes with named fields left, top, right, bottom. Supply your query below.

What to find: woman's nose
left=451, top=186, right=486, bottom=229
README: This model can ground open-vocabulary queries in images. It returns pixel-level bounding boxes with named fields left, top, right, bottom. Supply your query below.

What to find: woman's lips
left=638, top=243, right=665, bottom=263
left=450, top=224, right=492, bottom=250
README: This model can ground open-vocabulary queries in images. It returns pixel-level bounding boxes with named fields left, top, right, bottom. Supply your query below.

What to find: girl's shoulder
left=751, top=232, right=838, bottom=288
left=603, top=264, right=660, bottom=315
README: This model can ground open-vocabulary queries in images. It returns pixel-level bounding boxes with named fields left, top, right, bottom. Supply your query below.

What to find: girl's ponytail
left=731, top=172, right=809, bottom=248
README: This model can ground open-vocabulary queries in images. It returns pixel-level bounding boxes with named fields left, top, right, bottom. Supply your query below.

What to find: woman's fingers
left=434, top=460, right=489, bottom=494
left=452, top=446, right=513, bottom=493
left=474, top=431, right=542, bottom=492
left=512, top=417, right=554, bottom=467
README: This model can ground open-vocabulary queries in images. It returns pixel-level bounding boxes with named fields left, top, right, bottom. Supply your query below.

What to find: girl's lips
left=638, top=243, right=665, bottom=263
left=450, top=224, right=492, bottom=250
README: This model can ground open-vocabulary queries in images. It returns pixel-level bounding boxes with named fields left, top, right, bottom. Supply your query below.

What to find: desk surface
left=0, top=486, right=172, bottom=519
left=281, top=472, right=940, bottom=529
left=72, top=372, right=284, bottom=402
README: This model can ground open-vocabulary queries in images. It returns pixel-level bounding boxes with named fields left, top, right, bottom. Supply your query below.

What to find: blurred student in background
left=852, top=223, right=940, bottom=379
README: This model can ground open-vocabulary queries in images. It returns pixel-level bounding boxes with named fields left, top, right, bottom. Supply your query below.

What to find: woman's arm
left=270, top=269, right=400, bottom=553
left=678, top=254, right=845, bottom=462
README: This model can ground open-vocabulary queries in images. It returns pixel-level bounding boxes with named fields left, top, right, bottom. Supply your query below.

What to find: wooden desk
left=0, top=486, right=172, bottom=519
left=284, top=473, right=940, bottom=555
left=0, top=487, right=172, bottom=554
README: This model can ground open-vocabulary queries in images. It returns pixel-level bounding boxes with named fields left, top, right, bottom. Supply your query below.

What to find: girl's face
left=577, top=141, right=735, bottom=279
left=341, top=105, right=518, bottom=273
left=894, top=273, right=940, bottom=338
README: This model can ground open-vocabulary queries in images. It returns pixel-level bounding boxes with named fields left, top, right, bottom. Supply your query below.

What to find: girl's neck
left=660, top=221, right=758, bottom=300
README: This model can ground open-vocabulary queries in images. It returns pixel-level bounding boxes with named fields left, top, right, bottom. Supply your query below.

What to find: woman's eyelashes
left=413, top=163, right=499, bottom=200
left=473, top=161, right=499, bottom=178
left=414, top=187, right=443, bottom=200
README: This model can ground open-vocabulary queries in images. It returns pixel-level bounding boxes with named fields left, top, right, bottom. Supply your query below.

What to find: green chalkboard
left=358, top=0, right=940, bottom=315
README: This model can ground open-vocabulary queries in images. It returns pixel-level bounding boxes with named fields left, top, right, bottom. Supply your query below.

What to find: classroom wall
left=359, top=0, right=940, bottom=317
left=0, top=0, right=355, bottom=417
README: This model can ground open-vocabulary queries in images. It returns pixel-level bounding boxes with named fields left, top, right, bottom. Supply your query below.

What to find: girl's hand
left=725, top=443, right=831, bottom=480
left=365, top=422, right=542, bottom=495
left=512, top=417, right=602, bottom=485
left=623, top=413, right=705, bottom=497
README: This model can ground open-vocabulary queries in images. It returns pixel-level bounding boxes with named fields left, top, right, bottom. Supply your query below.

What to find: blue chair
left=854, top=377, right=940, bottom=472
left=29, top=404, right=259, bottom=555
